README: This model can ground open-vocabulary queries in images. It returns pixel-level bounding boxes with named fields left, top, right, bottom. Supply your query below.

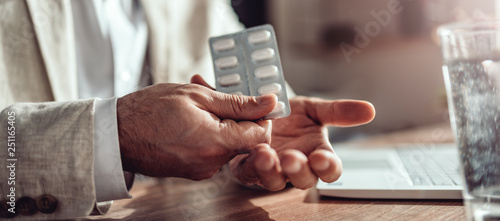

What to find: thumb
left=191, top=74, right=278, bottom=120
left=306, top=98, right=376, bottom=127
left=205, top=92, right=278, bottom=120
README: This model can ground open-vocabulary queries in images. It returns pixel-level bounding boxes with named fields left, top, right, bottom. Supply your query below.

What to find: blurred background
left=231, top=0, right=499, bottom=142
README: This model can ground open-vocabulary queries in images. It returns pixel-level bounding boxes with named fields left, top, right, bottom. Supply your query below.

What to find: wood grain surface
left=84, top=123, right=465, bottom=221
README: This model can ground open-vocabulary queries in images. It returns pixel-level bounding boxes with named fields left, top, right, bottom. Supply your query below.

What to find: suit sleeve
left=0, top=99, right=97, bottom=220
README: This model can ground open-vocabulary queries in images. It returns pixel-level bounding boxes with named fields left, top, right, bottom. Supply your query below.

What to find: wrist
left=116, top=96, right=134, bottom=173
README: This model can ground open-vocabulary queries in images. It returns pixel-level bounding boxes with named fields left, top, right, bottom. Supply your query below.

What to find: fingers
left=190, top=74, right=215, bottom=90
left=309, top=149, right=343, bottom=183
left=253, top=144, right=287, bottom=191
left=280, top=149, right=318, bottom=189
left=230, top=144, right=287, bottom=191
left=207, top=92, right=278, bottom=121
left=220, top=119, right=272, bottom=153
left=234, top=146, right=342, bottom=190
left=188, top=75, right=276, bottom=152
left=279, top=148, right=342, bottom=189
left=229, top=154, right=260, bottom=184
left=191, top=74, right=278, bottom=121
left=304, top=97, right=375, bottom=127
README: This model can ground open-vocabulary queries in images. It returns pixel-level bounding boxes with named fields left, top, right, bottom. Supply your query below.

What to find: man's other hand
left=231, top=97, right=375, bottom=190
left=116, top=83, right=276, bottom=180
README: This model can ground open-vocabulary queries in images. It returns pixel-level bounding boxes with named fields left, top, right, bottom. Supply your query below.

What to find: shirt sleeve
left=93, top=97, right=132, bottom=202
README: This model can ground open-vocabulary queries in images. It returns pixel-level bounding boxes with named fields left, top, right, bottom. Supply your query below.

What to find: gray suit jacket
left=0, top=0, right=242, bottom=219
left=1, top=100, right=95, bottom=219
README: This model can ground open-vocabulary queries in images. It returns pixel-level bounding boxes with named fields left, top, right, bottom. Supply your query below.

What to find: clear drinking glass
left=439, top=20, right=500, bottom=221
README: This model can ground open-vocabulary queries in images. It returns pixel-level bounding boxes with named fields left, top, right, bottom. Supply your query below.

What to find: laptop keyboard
left=397, top=146, right=462, bottom=186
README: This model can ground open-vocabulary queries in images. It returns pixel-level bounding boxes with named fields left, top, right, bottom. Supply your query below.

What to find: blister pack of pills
left=209, top=24, right=291, bottom=119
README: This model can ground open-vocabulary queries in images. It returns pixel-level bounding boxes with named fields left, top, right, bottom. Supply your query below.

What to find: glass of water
left=439, top=20, right=500, bottom=221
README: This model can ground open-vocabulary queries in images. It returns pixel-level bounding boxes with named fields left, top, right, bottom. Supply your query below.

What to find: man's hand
left=190, top=75, right=375, bottom=190
left=230, top=97, right=375, bottom=190
left=116, top=83, right=277, bottom=180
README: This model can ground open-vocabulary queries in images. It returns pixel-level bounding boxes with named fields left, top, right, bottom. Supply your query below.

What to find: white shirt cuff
left=93, top=97, right=132, bottom=202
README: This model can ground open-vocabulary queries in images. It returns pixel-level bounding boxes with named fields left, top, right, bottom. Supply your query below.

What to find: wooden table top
left=85, top=124, right=465, bottom=221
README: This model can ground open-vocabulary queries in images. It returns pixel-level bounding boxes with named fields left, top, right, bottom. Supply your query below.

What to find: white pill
left=218, top=73, right=241, bottom=87
left=254, top=65, right=278, bottom=79
left=251, top=48, right=275, bottom=62
left=248, top=30, right=271, bottom=44
left=269, top=101, right=285, bottom=115
left=258, top=83, right=282, bottom=95
left=215, top=56, right=238, bottom=69
left=212, top=38, right=235, bottom=51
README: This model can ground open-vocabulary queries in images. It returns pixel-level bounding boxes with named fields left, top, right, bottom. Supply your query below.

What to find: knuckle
left=239, top=122, right=269, bottom=146
left=228, top=95, right=247, bottom=115
left=176, top=84, right=207, bottom=100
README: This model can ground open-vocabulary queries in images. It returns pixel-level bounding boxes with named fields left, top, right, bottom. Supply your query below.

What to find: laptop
left=316, top=143, right=463, bottom=199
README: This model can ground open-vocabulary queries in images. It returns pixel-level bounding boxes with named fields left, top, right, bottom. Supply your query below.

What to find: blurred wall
left=230, top=0, right=497, bottom=141
left=266, top=0, right=496, bottom=141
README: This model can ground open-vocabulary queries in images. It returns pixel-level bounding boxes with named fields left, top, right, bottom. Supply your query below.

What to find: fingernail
left=255, top=94, right=277, bottom=107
